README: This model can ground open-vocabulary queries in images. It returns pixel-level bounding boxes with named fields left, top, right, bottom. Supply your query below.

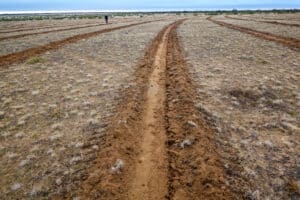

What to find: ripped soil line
left=0, top=20, right=156, bottom=67
left=71, top=20, right=180, bottom=200
left=208, top=17, right=300, bottom=49
left=0, top=23, right=106, bottom=41
left=0, top=22, right=102, bottom=34
left=72, top=19, right=236, bottom=200
left=165, top=20, right=234, bottom=200
left=225, top=16, right=300, bottom=28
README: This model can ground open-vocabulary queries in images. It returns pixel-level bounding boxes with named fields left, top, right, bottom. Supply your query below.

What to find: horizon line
left=0, top=8, right=299, bottom=15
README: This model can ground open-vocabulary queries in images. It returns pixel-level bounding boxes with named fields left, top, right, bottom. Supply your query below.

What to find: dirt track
left=208, top=17, right=300, bottom=49
left=0, top=20, right=156, bottom=67
left=72, top=19, right=234, bottom=200
left=225, top=15, right=300, bottom=28
left=0, top=23, right=106, bottom=41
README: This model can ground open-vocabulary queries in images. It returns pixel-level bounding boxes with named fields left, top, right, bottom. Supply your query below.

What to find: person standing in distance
left=104, top=15, right=109, bottom=24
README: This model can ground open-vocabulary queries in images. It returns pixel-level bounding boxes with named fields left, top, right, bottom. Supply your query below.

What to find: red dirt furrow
left=73, top=18, right=235, bottom=200
left=69, top=20, right=179, bottom=200
left=0, top=22, right=101, bottom=34
left=0, top=23, right=106, bottom=41
left=165, top=20, right=234, bottom=200
left=225, top=15, right=300, bottom=28
left=208, top=17, right=300, bottom=49
left=0, top=20, right=155, bottom=67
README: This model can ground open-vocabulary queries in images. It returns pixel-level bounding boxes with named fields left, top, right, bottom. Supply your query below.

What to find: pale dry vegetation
left=179, top=17, right=299, bottom=199
left=0, top=18, right=174, bottom=199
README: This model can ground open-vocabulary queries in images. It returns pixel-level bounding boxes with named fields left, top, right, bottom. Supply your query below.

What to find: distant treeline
left=0, top=9, right=299, bottom=21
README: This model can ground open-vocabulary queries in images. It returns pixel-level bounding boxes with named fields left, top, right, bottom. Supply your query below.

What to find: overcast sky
left=0, top=0, right=299, bottom=11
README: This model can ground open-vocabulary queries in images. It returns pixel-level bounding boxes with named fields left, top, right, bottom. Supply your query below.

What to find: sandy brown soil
left=165, top=20, right=233, bottom=200
left=0, top=19, right=174, bottom=199
left=77, top=20, right=180, bottom=200
left=1, top=13, right=299, bottom=200
left=179, top=17, right=299, bottom=199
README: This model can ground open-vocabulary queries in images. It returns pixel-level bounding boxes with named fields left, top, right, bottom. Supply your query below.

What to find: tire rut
left=126, top=23, right=172, bottom=200
left=0, top=22, right=102, bottom=34
left=0, top=20, right=157, bottom=67
left=225, top=15, right=300, bottom=28
left=0, top=23, right=107, bottom=41
left=208, top=16, right=300, bottom=50
left=72, top=18, right=236, bottom=200
left=73, top=20, right=180, bottom=200
left=165, top=20, right=234, bottom=200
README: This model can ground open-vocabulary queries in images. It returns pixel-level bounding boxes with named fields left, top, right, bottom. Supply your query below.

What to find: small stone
left=75, top=142, right=84, bottom=148
left=240, top=139, right=250, bottom=145
left=49, top=133, right=63, bottom=141
left=28, top=103, right=35, bottom=107
left=187, top=121, right=197, bottom=128
left=87, top=118, right=99, bottom=126
left=77, top=112, right=85, bottom=116
left=51, top=123, right=63, bottom=130
left=10, top=183, right=22, bottom=191
left=11, top=105, right=24, bottom=110
left=70, top=156, right=82, bottom=164
left=90, top=110, right=97, bottom=116
left=47, top=149, right=54, bottom=155
left=19, top=159, right=30, bottom=167
left=55, top=178, right=62, bottom=186
left=31, top=90, right=40, bottom=95
left=232, top=101, right=240, bottom=106
left=264, top=140, right=273, bottom=147
left=15, top=132, right=25, bottom=138
left=17, top=120, right=26, bottom=126
left=180, top=138, right=195, bottom=148
left=92, top=145, right=99, bottom=150
left=110, top=159, right=124, bottom=174
left=70, top=110, right=78, bottom=115
left=251, top=190, right=260, bottom=199
left=48, top=104, right=57, bottom=109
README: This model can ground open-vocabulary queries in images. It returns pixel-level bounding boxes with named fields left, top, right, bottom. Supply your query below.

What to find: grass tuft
left=27, top=57, right=46, bottom=65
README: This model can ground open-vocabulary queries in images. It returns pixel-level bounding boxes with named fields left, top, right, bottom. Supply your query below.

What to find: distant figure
left=104, top=15, right=109, bottom=24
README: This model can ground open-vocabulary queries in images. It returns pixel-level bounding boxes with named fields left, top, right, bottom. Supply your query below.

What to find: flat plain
left=0, top=13, right=299, bottom=200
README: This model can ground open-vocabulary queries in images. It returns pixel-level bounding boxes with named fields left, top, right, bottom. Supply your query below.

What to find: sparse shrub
left=50, top=105, right=62, bottom=120
left=229, top=89, right=259, bottom=108
left=27, top=57, right=46, bottom=65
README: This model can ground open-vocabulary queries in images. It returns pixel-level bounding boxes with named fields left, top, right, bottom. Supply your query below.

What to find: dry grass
left=26, top=56, right=46, bottom=65
left=179, top=16, right=300, bottom=199
left=0, top=18, right=175, bottom=199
